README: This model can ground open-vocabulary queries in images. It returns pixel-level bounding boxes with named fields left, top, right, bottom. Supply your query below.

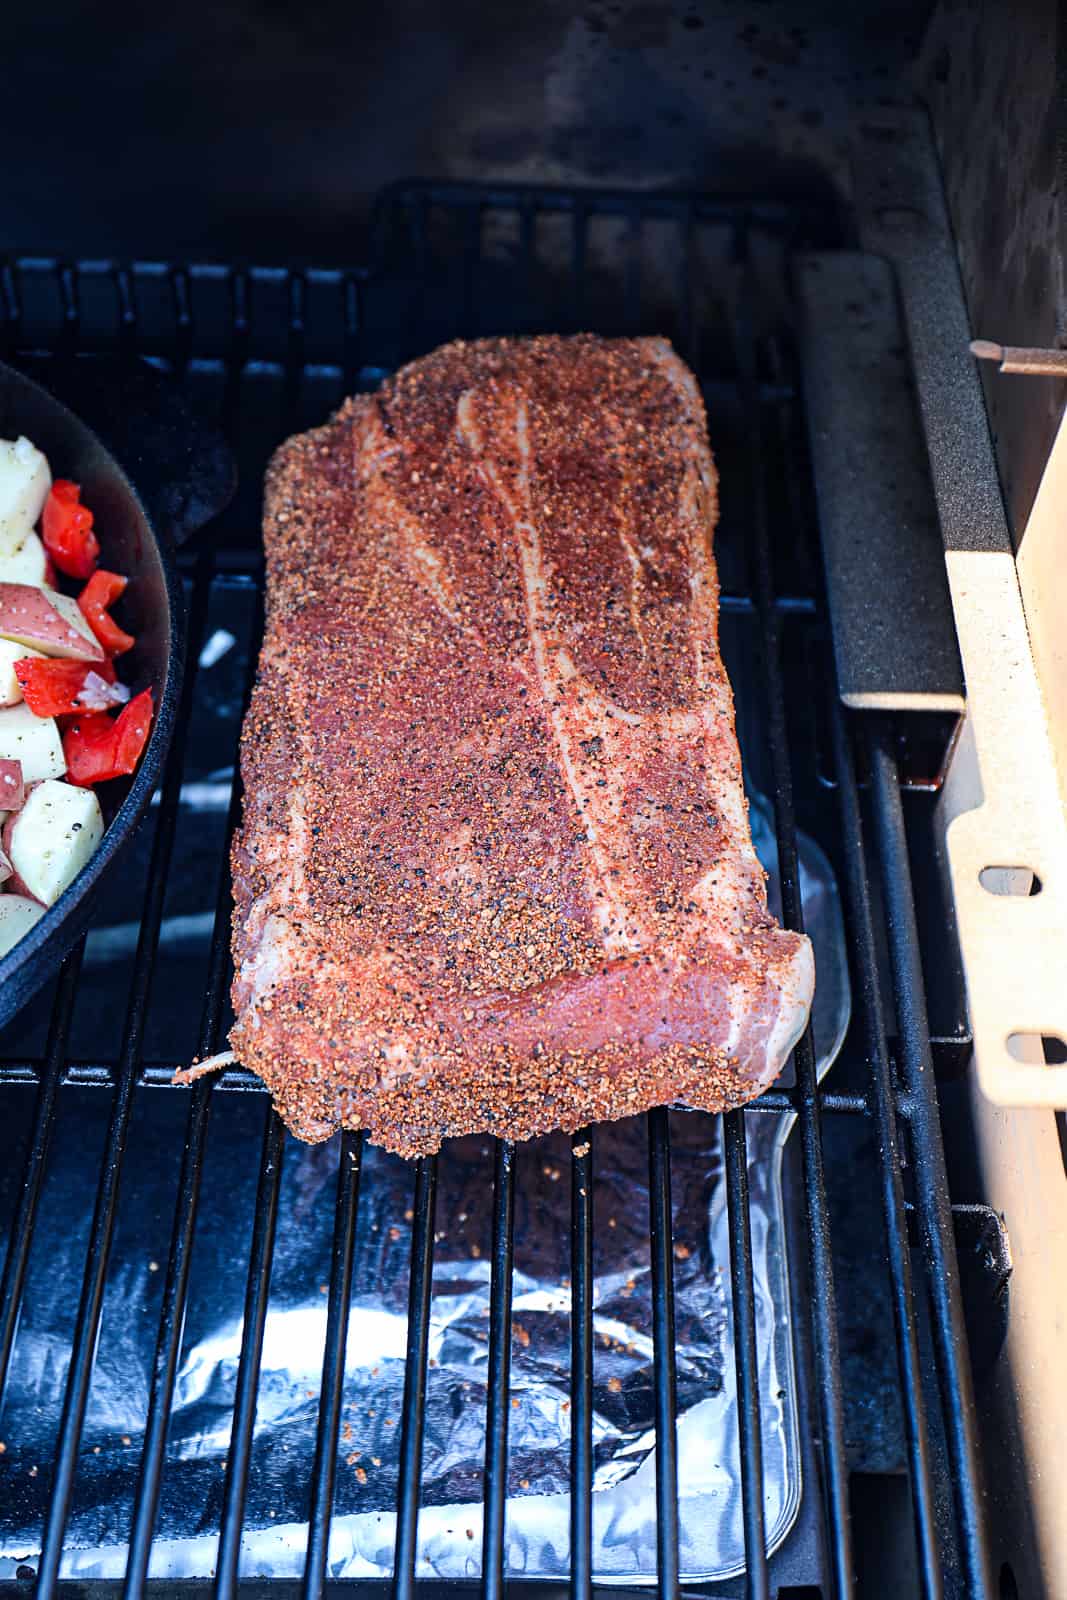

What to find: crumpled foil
left=0, top=798, right=848, bottom=1584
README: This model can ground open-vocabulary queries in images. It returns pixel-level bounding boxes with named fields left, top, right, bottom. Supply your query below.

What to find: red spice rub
left=229, top=335, right=813, bottom=1155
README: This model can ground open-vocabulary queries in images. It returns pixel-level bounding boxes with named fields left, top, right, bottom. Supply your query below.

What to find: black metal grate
left=0, top=184, right=994, bottom=1600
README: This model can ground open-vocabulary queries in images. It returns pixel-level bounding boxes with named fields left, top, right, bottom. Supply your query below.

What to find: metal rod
left=124, top=1078, right=213, bottom=1599
left=723, top=1110, right=770, bottom=1600
left=747, top=325, right=854, bottom=1599
left=392, top=1155, right=439, bottom=1600
left=481, top=1140, right=517, bottom=1600
left=214, top=1108, right=287, bottom=1599
left=624, top=210, right=641, bottom=333
left=0, top=1068, right=871, bottom=1111
left=828, top=701, right=945, bottom=1600
left=647, top=1108, right=680, bottom=1600
left=571, top=205, right=587, bottom=331
left=678, top=202, right=696, bottom=368
left=569, top=1128, right=594, bottom=1600
left=867, top=726, right=996, bottom=1600
left=461, top=205, right=481, bottom=340
left=519, top=202, right=537, bottom=337
left=970, top=338, right=1067, bottom=378
left=302, top=1130, right=363, bottom=1600
left=0, top=945, right=84, bottom=1403
left=125, top=587, right=262, bottom=1599
left=34, top=558, right=216, bottom=1600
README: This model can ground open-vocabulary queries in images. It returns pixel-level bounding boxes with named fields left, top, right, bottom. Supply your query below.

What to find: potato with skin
left=0, top=582, right=104, bottom=662
left=0, top=892, right=45, bottom=956
left=4, top=779, right=104, bottom=906
left=0, top=437, right=51, bottom=559
left=0, top=758, right=24, bottom=811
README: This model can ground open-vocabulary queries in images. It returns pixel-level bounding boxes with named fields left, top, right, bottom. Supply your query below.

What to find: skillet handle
left=12, top=354, right=236, bottom=546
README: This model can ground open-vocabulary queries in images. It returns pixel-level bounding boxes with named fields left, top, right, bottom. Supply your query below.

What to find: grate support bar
left=302, top=1130, right=364, bottom=1600
left=569, top=1130, right=594, bottom=1600
left=215, top=1108, right=287, bottom=1599
left=647, top=1108, right=681, bottom=1599
left=868, top=726, right=995, bottom=1600
left=829, top=698, right=946, bottom=1600
left=481, top=1140, right=517, bottom=1600
left=723, top=1110, right=770, bottom=1600
left=744, top=322, right=855, bottom=1599
left=392, top=1155, right=439, bottom=1600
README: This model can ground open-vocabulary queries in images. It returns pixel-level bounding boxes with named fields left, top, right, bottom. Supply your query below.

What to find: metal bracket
left=796, top=250, right=964, bottom=712
left=852, top=111, right=1067, bottom=1109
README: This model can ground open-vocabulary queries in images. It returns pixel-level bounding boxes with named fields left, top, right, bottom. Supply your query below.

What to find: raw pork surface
left=230, top=335, right=814, bottom=1154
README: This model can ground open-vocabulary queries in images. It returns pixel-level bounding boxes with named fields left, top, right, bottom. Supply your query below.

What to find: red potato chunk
left=0, top=758, right=24, bottom=812
left=0, top=582, right=104, bottom=663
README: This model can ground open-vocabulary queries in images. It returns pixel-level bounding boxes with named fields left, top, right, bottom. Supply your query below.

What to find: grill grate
left=0, top=183, right=993, bottom=1600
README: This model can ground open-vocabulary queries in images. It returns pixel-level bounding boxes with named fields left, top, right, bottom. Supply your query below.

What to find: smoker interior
left=0, top=185, right=996, bottom=1597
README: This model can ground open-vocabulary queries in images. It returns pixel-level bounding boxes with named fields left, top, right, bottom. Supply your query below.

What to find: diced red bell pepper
left=61, top=711, right=114, bottom=784
left=15, top=656, right=125, bottom=717
left=42, top=480, right=100, bottom=580
left=15, top=657, right=92, bottom=716
left=113, top=686, right=152, bottom=769
left=62, top=687, right=153, bottom=786
left=78, top=569, right=134, bottom=656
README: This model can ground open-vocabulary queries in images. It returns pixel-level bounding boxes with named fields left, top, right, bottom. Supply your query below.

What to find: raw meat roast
left=229, top=335, right=814, bottom=1154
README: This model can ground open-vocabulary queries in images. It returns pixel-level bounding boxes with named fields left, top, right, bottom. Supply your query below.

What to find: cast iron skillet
left=0, top=356, right=235, bottom=1030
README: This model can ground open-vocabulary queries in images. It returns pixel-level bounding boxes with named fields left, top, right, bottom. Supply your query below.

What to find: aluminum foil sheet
left=0, top=798, right=848, bottom=1584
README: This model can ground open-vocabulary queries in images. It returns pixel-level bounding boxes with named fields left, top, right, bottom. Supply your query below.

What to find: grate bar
left=342, top=274, right=363, bottom=394
left=828, top=699, right=945, bottom=1600
left=867, top=727, right=995, bottom=1600
left=302, top=1130, right=364, bottom=1600
left=481, top=1140, right=517, bottom=1600
left=624, top=211, right=642, bottom=333
left=723, top=1110, right=770, bottom=1600
left=214, top=1107, right=287, bottom=1599
left=124, top=592, right=262, bottom=1598
left=748, top=349, right=854, bottom=1596
left=0, top=944, right=84, bottom=1402
left=678, top=202, right=697, bottom=368
left=374, top=178, right=806, bottom=231
left=34, top=557, right=215, bottom=1600
left=392, top=1155, right=439, bottom=1600
left=569, top=1129, right=594, bottom=1600
left=571, top=204, right=588, bottom=330
left=0, top=1064, right=871, bottom=1114
left=124, top=1080, right=212, bottom=1599
left=647, top=1108, right=680, bottom=1599
left=461, top=205, right=482, bottom=339
left=735, top=286, right=854, bottom=1596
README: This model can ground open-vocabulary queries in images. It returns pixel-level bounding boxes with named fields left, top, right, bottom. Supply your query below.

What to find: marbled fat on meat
left=230, top=335, right=815, bottom=1155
